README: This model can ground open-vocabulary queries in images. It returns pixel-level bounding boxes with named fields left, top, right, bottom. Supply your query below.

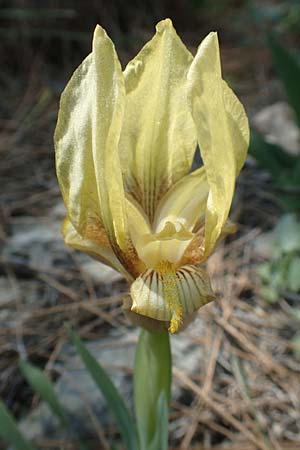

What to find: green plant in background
left=258, top=214, right=300, bottom=304
left=258, top=214, right=300, bottom=364
left=248, top=0, right=300, bottom=34
left=249, top=34, right=300, bottom=211
left=0, top=7, right=90, bottom=42
left=0, top=19, right=249, bottom=450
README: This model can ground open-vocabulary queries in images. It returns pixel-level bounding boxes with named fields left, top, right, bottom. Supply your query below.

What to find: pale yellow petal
left=120, top=18, right=197, bottom=222
left=181, top=218, right=236, bottom=266
left=62, top=218, right=131, bottom=280
left=126, top=196, right=151, bottom=246
left=130, top=264, right=214, bottom=333
left=55, top=25, right=131, bottom=256
left=135, top=222, right=194, bottom=269
left=222, top=81, right=249, bottom=175
left=91, top=26, right=130, bottom=251
left=153, top=167, right=208, bottom=233
left=55, top=53, right=101, bottom=233
left=187, top=32, right=249, bottom=256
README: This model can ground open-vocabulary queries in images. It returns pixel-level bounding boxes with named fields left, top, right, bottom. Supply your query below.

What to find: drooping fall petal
left=120, top=18, right=197, bottom=222
left=62, top=218, right=130, bottom=279
left=187, top=32, right=249, bottom=257
left=130, top=264, right=215, bottom=333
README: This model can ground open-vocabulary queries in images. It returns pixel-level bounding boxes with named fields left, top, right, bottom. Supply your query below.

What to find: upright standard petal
left=120, top=19, right=197, bottom=222
left=55, top=26, right=139, bottom=275
left=90, top=26, right=129, bottom=252
left=187, top=32, right=249, bottom=257
left=153, top=167, right=208, bottom=234
left=55, top=52, right=101, bottom=235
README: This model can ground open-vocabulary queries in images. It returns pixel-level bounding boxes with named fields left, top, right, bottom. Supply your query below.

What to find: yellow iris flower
left=54, top=19, right=249, bottom=333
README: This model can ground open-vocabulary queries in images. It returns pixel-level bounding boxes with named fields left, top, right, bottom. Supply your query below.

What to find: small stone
left=252, top=101, right=300, bottom=156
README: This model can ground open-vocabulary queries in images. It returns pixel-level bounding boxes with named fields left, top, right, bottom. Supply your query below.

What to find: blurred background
left=1, top=1, right=300, bottom=449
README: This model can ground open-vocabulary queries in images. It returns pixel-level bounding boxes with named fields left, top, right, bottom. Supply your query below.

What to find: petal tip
left=201, top=31, right=219, bottom=51
left=93, top=24, right=110, bottom=47
left=94, top=24, right=107, bottom=38
left=156, top=18, right=174, bottom=33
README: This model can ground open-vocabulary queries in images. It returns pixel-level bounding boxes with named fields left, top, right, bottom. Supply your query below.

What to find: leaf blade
left=69, top=328, right=139, bottom=450
left=20, top=360, right=68, bottom=427
left=268, top=33, right=300, bottom=128
left=0, top=401, right=37, bottom=450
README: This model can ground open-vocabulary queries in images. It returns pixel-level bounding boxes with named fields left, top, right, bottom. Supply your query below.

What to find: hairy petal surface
left=120, top=18, right=197, bottom=222
left=187, top=32, right=249, bottom=257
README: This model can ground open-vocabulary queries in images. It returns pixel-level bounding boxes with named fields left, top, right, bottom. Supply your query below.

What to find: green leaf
left=248, top=132, right=300, bottom=211
left=257, top=263, right=272, bottom=283
left=288, top=256, right=300, bottom=292
left=20, top=360, right=89, bottom=450
left=0, top=401, right=37, bottom=450
left=274, top=214, right=300, bottom=253
left=290, top=308, right=300, bottom=320
left=20, top=360, right=68, bottom=427
left=268, top=34, right=300, bottom=128
left=279, top=193, right=300, bottom=212
left=292, top=334, right=300, bottom=358
left=260, top=286, right=279, bottom=303
left=68, top=327, right=139, bottom=450
left=134, top=330, right=171, bottom=450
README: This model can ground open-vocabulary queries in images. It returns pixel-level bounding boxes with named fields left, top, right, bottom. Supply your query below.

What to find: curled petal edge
left=130, top=264, right=215, bottom=333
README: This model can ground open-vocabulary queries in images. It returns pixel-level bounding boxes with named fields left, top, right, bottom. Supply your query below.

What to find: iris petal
left=130, top=264, right=214, bottom=333
left=153, top=167, right=208, bottom=233
left=135, top=221, right=194, bottom=269
left=55, top=25, right=139, bottom=274
left=187, top=32, right=249, bottom=257
left=120, top=18, right=197, bottom=222
left=62, top=218, right=131, bottom=279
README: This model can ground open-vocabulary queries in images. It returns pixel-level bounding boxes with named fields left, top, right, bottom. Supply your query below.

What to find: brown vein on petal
left=189, top=271, right=205, bottom=302
left=138, top=271, right=147, bottom=300
left=181, top=228, right=205, bottom=266
left=154, top=270, right=161, bottom=320
left=80, top=210, right=144, bottom=280
left=147, top=270, right=155, bottom=318
left=125, top=172, right=170, bottom=225
left=180, top=269, right=196, bottom=310
left=111, top=237, right=144, bottom=279
left=176, top=271, right=189, bottom=314
left=82, top=212, right=110, bottom=247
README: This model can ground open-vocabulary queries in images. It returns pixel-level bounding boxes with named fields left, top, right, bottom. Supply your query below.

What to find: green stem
left=134, top=329, right=171, bottom=450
